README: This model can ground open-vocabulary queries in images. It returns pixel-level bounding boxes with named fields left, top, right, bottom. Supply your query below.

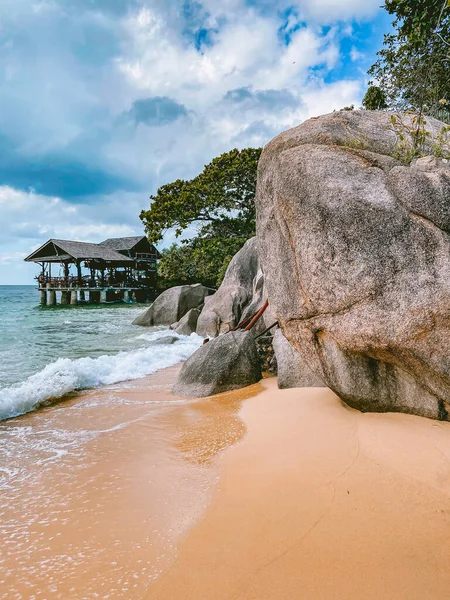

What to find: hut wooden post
left=90, top=290, right=101, bottom=304
left=60, top=290, right=70, bottom=305
left=77, top=260, right=82, bottom=286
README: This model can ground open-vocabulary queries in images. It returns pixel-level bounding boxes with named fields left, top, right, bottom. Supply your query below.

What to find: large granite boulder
left=196, top=238, right=260, bottom=337
left=257, top=109, right=450, bottom=420
left=273, top=330, right=325, bottom=388
left=173, top=331, right=262, bottom=397
left=133, top=284, right=210, bottom=327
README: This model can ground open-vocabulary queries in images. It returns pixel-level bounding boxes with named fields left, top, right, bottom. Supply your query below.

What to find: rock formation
left=273, top=330, right=325, bottom=388
left=173, top=308, right=201, bottom=336
left=133, top=284, right=210, bottom=327
left=196, top=237, right=274, bottom=337
left=173, top=331, right=262, bottom=397
left=257, top=109, right=450, bottom=420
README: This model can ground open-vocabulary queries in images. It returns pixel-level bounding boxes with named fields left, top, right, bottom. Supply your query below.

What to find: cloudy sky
left=0, top=0, right=390, bottom=284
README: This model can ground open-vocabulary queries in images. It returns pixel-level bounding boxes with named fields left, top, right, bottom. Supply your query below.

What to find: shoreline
left=1, top=363, right=261, bottom=599
left=3, top=366, right=450, bottom=598
left=149, top=378, right=450, bottom=599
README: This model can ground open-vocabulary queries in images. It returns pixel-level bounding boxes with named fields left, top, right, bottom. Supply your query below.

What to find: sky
left=0, top=0, right=391, bottom=284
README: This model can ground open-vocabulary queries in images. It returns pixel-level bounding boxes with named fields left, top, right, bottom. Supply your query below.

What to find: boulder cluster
left=133, top=235, right=323, bottom=397
left=134, top=110, right=450, bottom=421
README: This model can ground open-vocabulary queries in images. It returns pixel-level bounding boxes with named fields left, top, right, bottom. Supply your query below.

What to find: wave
left=0, top=332, right=202, bottom=421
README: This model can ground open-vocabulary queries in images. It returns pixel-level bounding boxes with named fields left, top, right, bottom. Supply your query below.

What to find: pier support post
left=105, top=289, right=116, bottom=303
left=40, top=290, right=47, bottom=306
left=60, top=291, right=70, bottom=305
left=79, top=290, right=86, bottom=302
left=135, top=289, right=147, bottom=303
left=90, top=290, right=101, bottom=304
left=70, top=290, right=78, bottom=305
left=124, top=290, right=130, bottom=302
left=49, top=290, right=57, bottom=306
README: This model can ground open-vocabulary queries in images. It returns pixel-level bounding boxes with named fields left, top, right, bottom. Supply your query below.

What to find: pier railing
left=35, top=275, right=152, bottom=289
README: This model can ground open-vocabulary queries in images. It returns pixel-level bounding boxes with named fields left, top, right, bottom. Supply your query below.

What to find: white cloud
left=0, top=251, right=27, bottom=265
left=298, top=0, right=381, bottom=21
left=350, top=46, right=364, bottom=62
left=0, top=186, right=140, bottom=249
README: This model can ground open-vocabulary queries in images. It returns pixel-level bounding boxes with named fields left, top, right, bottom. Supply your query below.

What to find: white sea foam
left=0, top=332, right=202, bottom=421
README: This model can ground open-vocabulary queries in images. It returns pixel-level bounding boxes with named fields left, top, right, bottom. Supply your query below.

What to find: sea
left=0, top=285, right=202, bottom=422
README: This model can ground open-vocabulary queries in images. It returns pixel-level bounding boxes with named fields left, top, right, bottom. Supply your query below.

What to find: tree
left=368, top=0, right=450, bottom=120
left=140, top=147, right=261, bottom=244
left=141, top=147, right=262, bottom=289
left=362, top=85, right=388, bottom=110
left=157, top=236, right=246, bottom=289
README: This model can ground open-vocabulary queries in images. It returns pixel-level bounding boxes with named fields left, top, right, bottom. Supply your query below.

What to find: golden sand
left=149, top=378, right=450, bottom=599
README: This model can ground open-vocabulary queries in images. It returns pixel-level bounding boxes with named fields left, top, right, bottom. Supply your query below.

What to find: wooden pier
left=38, top=286, right=152, bottom=306
left=25, top=236, right=161, bottom=306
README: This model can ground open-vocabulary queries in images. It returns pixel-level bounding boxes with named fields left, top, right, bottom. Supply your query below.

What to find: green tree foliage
left=362, top=85, right=388, bottom=110
left=140, top=147, right=261, bottom=244
left=157, top=236, right=247, bottom=290
left=141, top=147, right=262, bottom=289
left=368, top=0, right=450, bottom=119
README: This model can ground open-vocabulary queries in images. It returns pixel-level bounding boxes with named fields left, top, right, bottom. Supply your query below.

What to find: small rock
left=153, top=336, right=178, bottom=345
left=175, top=308, right=201, bottom=336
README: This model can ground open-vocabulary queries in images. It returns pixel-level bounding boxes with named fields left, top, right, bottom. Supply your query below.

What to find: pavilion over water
left=24, top=236, right=161, bottom=306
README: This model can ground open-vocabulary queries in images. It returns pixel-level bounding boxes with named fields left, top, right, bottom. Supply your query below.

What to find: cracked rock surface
left=257, top=109, right=450, bottom=420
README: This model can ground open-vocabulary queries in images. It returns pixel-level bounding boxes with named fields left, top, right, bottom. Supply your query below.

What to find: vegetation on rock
left=362, top=86, right=388, bottom=111
left=368, top=0, right=450, bottom=121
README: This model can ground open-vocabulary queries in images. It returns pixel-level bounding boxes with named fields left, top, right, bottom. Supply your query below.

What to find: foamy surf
left=0, top=332, right=202, bottom=421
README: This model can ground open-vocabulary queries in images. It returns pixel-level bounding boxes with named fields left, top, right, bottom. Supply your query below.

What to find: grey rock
left=273, top=330, right=325, bottom=388
left=173, top=331, right=262, bottom=397
left=153, top=336, right=179, bottom=345
left=257, top=109, right=450, bottom=420
left=196, top=238, right=260, bottom=337
left=411, top=155, right=450, bottom=171
left=175, top=308, right=201, bottom=336
left=133, top=284, right=210, bottom=327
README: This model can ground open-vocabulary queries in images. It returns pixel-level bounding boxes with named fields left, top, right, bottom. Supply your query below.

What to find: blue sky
left=0, top=0, right=391, bottom=284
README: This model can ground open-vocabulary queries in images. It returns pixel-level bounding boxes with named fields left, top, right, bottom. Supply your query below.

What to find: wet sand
left=1, top=365, right=261, bottom=600
left=149, top=378, right=450, bottom=600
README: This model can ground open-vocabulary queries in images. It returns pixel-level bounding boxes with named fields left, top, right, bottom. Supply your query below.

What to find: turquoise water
left=0, top=286, right=202, bottom=420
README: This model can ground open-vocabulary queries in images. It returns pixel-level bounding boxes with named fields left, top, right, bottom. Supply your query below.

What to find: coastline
left=4, top=366, right=450, bottom=599
left=149, top=378, right=450, bottom=599
left=1, top=365, right=260, bottom=599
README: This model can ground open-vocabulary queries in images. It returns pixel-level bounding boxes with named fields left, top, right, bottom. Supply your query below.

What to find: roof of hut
left=25, top=239, right=135, bottom=263
left=98, top=236, right=146, bottom=251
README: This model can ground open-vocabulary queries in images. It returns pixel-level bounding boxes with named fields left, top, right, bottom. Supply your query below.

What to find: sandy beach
left=1, top=365, right=260, bottom=600
left=3, top=369, right=450, bottom=599
left=150, top=378, right=450, bottom=600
